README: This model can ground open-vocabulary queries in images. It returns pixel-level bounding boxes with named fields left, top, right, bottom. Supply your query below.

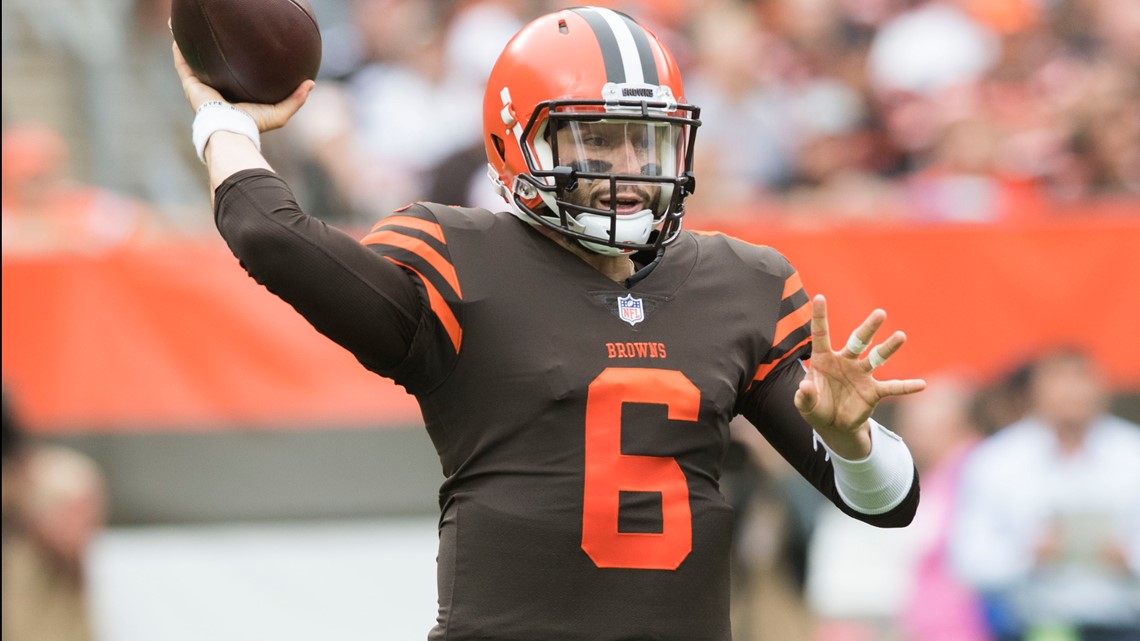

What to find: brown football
left=171, top=0, right=322, bottom=104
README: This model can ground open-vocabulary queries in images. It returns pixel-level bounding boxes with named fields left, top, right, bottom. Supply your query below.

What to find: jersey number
left=582, top=368, right=700, bottom=570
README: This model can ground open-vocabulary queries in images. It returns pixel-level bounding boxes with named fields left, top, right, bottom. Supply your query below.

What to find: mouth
left=598, top=194, right=647, bottom=215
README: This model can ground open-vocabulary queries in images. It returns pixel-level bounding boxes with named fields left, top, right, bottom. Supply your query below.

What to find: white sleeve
left=813, top=419, right=915, bottom=515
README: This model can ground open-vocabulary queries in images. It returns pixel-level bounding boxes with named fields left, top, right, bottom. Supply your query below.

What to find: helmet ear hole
left=491, top=134, right=506, bottom=162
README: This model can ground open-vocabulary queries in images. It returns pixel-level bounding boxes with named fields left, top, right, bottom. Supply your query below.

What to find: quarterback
left=174, top=7, right=924, bottom=639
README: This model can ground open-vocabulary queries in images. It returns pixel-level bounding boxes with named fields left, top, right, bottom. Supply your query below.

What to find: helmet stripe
left=570, top=8, right=627, bottom=82
left=571, top=7, right=659, bottom=86
left=617, top=12, right=659, bottom=85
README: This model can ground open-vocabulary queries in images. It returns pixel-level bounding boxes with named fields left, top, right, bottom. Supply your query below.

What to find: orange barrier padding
left=2, top=239, right=422, bottom=433
left=3, top=215, right=1139, bottom=433
left=709, top=215, right=1140, bottom=395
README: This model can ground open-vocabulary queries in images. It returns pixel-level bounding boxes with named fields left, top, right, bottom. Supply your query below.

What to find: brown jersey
left=214, top=170, right=919, bottom=641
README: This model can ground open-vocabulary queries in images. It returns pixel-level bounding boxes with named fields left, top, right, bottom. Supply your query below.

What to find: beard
left=556, top=177, right=661, bottom=217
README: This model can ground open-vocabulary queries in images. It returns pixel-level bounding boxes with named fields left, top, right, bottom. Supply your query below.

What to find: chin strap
left=575, top=209, right=656, bottom=255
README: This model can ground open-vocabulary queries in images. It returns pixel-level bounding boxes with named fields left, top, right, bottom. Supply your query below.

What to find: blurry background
left=2, top=0, right=1138, bottom=640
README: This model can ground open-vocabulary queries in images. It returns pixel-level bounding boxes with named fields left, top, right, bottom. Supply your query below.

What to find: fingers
left=794, top=377, right=817, bottom=415
left=835, top=305, right=903, bottom=374
left=248, top=80, right=316, bottom=133
left=809, top=294, right=832, bottom=356
left=877, top=377, right=927, bottom=398
left=864, top=330, right=905, bottom=371
left=172, top=41, right=198, bottom=107
left=280, top=80, right=316, bottom=113
left=172, top=41, right=192, bottom=83
left=173, top=41, right=224, bottom=111
left=844, top=332, right=870, bottom=356
left=843, top=308, right=886, bottom=358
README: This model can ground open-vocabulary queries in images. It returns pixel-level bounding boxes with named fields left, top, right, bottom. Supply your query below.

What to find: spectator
left=1, top=122, right=165, bottom=255
left=288, top=0, right=521, bottom=224
left=781, top=79, right=904, bottom=223
left=1, top=388, right=106, bottom=641
left=682, top=0, right=798, bottom=215
left=802, top=375, right=1002, bottom=641
left=895, top=375, right=991, bottom=641
left=950, top=348, right=1140, bottom=641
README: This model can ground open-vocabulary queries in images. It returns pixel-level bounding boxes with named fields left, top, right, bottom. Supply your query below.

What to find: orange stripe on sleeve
left=753, top=335, right=811, bottom=382
left=772, top=299, right=811, bottom=347
left=783, top=271, right=803, bottom=300
left=363, top=230, right=462, bottom=297
left=370, top=216, right=446, bottom=243
left=385, top=257, right=462, bottom=353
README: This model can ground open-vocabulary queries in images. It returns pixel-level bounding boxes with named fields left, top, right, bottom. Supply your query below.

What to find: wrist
left=815, top=421, right=872, bottom=461
left=192, top=101, right=260, bottom=163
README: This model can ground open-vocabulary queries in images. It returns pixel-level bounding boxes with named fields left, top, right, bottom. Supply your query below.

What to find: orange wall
left=4, top=214, right=1139, bottom=433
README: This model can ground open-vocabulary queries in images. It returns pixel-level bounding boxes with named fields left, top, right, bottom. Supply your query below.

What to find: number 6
left=582, top=368, right=701, bottom=570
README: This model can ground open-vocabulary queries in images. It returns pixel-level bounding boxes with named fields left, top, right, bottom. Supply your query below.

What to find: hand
left=172, top=41, right=313, bottom=133
left=794, top=294, right=926, bottom=458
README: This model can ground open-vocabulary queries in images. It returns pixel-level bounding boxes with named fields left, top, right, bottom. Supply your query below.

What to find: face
left=551, top=120, right=677, bottom=216
left=894, top=378, right=979, bottom=472
left=1029, top=351, right=1107, bottom=434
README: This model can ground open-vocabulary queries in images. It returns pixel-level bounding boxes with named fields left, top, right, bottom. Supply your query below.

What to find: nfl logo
left=617, top=294, right=645, bottom=326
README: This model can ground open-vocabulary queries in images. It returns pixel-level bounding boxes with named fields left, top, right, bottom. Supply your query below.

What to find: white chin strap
left=575, top=209, right=655, bottom=256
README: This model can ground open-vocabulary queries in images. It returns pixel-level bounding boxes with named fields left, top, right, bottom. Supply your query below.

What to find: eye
left=582, top=134, right=609, bottom=148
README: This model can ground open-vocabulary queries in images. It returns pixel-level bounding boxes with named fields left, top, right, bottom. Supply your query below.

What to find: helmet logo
left=602, top=83, right=677, bottom=113
left=617, top=294, right=645, bottom=326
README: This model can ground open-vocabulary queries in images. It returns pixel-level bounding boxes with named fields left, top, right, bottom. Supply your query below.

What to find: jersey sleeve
left=734, top=253, right=918, bottom=528
left=360, top=202, right=465, bottom=393
left=213, top=169, right=421, bottom=378
left=752, top=265, right=813, bottom=382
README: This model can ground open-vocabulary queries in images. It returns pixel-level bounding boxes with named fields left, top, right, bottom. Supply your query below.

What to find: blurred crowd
left=3, top=0, right=1137, bottom=250
left=730, top=346, right=1140, bottom=641
left=273, top=0, right=1140, bottom=230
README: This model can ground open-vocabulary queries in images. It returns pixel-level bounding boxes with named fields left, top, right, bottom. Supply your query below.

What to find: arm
left=174, top=43, right=421, bottom=374
left=172, top=41, right=306, bottom=200
left=794, top=295, right=926, bottom=460
left=739, top=294, right=923, bottom=525
left=739, top=357, right=920, bottom=526
left=214, top=170, right=421, bottom=373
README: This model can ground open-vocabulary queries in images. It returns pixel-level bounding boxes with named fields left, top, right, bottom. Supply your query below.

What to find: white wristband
left=192, top=101, right=260, bottom=163
left=813, top=419, right=915, bottom=515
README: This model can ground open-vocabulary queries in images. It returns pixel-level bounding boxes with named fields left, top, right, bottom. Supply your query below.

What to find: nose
left=610, top=137, right=644, bottom=175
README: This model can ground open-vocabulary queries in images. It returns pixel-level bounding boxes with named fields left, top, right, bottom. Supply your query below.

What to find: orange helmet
left=483, top=7, right=700, bottom=256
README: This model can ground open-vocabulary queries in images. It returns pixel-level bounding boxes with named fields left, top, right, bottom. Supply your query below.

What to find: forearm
left=812, top=419, right=916, bottom=516
left=740, top=360, right=919, bottom=525
left=205, top=131, right=272, bottom=205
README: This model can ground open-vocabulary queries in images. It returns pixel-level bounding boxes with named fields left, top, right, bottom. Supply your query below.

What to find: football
left=171, top=0, right=322, bottom=104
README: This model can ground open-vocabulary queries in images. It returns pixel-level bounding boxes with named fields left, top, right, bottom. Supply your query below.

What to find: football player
left=174, top=7, right=925, bottom=640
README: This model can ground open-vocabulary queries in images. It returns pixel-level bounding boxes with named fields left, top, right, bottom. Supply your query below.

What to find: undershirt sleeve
left=213, top=168, right=422, bottom=374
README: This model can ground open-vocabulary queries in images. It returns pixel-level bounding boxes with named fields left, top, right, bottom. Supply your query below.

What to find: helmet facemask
left=513, top=95, right=700, bottom=256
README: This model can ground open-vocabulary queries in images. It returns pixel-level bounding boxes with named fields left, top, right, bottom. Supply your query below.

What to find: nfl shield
left=617, top=294, right=645, bottom=326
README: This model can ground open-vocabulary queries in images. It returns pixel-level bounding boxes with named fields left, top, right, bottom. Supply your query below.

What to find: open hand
left=794, top=294, right=926, bottom=457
